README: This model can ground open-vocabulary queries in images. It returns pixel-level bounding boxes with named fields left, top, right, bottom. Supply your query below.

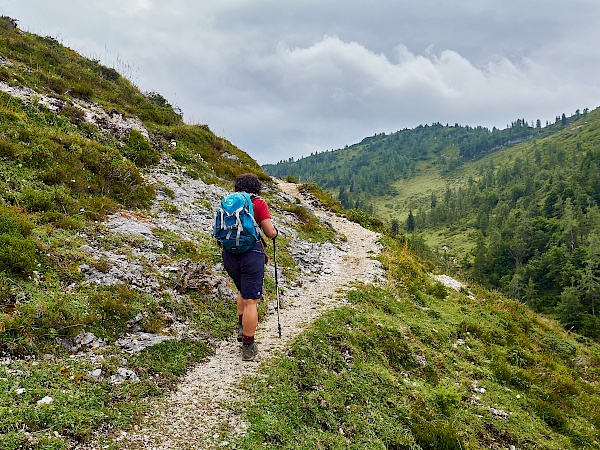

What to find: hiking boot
left=242, top=341, right=258, bottom=361
left=237, top=323, right=244, bottom=342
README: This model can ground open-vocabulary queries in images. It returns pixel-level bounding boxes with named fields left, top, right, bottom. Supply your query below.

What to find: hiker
left=220, top=173, right=277, bottom=361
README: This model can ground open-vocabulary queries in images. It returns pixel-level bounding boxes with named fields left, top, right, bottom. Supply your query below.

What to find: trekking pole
left=273, top=235, right=282, bottom=338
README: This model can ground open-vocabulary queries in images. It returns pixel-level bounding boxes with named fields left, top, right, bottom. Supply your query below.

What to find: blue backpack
left=213, top=192, right=262, bottom=253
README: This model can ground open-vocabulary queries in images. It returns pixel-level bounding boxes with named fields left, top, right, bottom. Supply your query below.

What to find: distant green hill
left=264, top=115, right=580, bottom=209
left=263, top=109, right=600, bottom=339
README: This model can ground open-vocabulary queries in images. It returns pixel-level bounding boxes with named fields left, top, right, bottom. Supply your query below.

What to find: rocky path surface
left=97, top=181, right=384, bottom=450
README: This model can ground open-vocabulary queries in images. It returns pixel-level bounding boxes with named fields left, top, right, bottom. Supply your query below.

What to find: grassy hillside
left=1, top=15, right=600, bottom=450
left=387, top=108, right=600, bottom=340
left=0, top=13, right=274, bottom=352
left=0, top=16, right=289, bottom=449
left=230, top=236, right=600, bottom=449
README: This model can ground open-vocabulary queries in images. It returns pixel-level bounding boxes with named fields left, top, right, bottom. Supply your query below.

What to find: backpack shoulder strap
left=238, top=192, right=253, bottom=213
left=242, top=193, right=264, bottom=237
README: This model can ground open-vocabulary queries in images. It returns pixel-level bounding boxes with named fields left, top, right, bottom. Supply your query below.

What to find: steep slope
left=0, top=16, right=290, bottom=449
left=381, top=108, right=600, bottom=341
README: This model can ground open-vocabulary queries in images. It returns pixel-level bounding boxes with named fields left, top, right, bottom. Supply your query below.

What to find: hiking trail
left=90, top=181, right=384, bottom=450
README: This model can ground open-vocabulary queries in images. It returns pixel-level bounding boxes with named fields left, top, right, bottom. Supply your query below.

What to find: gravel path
left=96, top=181, right=383, bottom=450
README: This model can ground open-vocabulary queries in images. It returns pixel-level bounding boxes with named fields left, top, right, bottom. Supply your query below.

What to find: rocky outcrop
left=0, top=80, right=148, bottom=139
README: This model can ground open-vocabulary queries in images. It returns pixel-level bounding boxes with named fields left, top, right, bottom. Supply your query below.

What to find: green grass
left=0, top=338, right=211, bottom=450
left=299, top=182, right=386, bottom=233
left=0, top=16, right=281, bottom=448
left=280, top=202, right=337, bottom=243
left=228, top=240, right=600, bottom=450
left=418, top=226, right=477, bottom=262
left=299, top=182, right=345, bottom=216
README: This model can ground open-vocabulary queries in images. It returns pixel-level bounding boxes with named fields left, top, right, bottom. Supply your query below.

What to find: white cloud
left=245, top=37, right=546, bottom=119
left=128, top=0, right=152, bottom=13
left=96, top=0, right=152, bottom=15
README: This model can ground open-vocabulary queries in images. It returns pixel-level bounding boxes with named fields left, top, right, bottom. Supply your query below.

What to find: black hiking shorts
left=222, top=242, right=265, bottom=300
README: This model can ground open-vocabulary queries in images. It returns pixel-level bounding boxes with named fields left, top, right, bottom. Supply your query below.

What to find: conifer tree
left=390, top=219, right=400, bottom=236
left=406, top=210, right=415, bottom=232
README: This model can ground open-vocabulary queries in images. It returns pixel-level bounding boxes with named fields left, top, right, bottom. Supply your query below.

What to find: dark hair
left=234, top=173, right=262, bottom=195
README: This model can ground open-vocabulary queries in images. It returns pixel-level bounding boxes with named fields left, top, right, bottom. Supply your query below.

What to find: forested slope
left=264, top=113, right=584, bottom=211
left=417, top=107, right=600, bottom=338
left=263, top=107, right=600, bottom=340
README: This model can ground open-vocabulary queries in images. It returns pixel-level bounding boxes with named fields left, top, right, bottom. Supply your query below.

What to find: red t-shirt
left=252, top=197, right=271, bottom=224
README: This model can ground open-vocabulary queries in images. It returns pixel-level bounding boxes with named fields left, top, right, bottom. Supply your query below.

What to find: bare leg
left=241, top=297, right=259, bottom=338
left=236, top=292, right=243, bottom=317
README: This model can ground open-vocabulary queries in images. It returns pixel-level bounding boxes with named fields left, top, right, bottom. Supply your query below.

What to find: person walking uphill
left=214, top=173, right=277, bottom=361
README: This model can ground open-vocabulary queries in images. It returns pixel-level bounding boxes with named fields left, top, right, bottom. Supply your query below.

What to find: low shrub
left=0, top=234, right=36, bottom=276
left=0, top=207, right=36, bottom=276
left=410, top=417, right=463, bottom=449
left=491, top=357, right=533, bottom=389
left=299, top=182, right=344, bottom=214
left=426, top=281, right=448, bottom=299
left=281, top=203, right=335, bottom=242
left=506, top=346, right=532, bottom=368
left=122, top=129, right=160, bottom=167
left=18, top=187, right=55, bottom=212
left=458, top=319, right=501, bottom=345
left=0, top=275, right=12, bottom=305
left=0, top=207, right=33, bottom=236
left=78, top=196, right=119, bottom=221
left=346, top=208, right=386, bottom=232
left=532, top=398, right=568, bottom=431
left=61, top=104, right=85, bottom=124
left=99, top=66, right=119, bottom=81
left=0, top=137, right=19, bottom=157
left=37, top=211, right=82, bottom=230
left=70, top=81, right=94, bottom=100
left=432, top=384, right=463, bottom=415
left=91, top=285, right=138, bottom=321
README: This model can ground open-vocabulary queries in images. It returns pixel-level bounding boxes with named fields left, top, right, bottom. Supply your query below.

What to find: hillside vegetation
left=233, top=237, right=600, bottom=449
left=1, top=16, right=600, bottom=450
left=263, top=115, right=581, bottom=211
left=264, top=106, right=600, bottom=341
left=0, top=16, right=281, bottom=448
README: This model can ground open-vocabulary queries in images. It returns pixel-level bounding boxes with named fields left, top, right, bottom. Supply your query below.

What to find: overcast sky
left=2, top=1, right=600, bottom=164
